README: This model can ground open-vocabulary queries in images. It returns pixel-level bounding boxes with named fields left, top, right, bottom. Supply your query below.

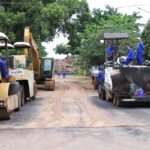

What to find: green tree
left=54, top=44, right=70, bottom=54
left=0, top=0, right=89, bottom=56
left=142, top=20, right=150, bottom=59
left=76, top=7, right=140, bottom=71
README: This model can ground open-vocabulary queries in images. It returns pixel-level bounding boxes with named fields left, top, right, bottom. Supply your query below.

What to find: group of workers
left=106, top=38, right=144, bottom=65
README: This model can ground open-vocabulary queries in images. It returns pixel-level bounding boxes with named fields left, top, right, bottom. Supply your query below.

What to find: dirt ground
left=0, top=76, right=150, bottom=150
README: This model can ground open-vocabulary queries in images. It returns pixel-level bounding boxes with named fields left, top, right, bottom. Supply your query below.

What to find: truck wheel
left=98, top=85, right=102, bottom=99
left=0, top=109, right=10, bottom=120
left=98, top=85, right=105, bottom=100
left=113, top=95, right=121, bottom=107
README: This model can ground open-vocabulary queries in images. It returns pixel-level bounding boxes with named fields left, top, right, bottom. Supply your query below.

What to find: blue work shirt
left=0, top=59, right=9, bottom=79
left=136, top=42, right=144, bottom=65
left=96, top=70, right=104, bottom=83
left=106, top=46, right=114, bottom=58
left=125, top=47, right=135, bottom=65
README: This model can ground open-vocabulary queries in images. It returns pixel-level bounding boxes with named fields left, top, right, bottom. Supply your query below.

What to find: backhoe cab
left=37, top=57, right=55, bottom=91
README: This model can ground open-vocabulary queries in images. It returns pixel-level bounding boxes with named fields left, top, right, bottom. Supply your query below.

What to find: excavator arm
left=24, top=27, right=41, bottom=79
left=24, top=26, right=55, bottom=91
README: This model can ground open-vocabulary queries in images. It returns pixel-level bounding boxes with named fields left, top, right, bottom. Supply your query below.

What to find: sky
left=43, top=0, right=150, bottom=59
left=88, top=0, right=150, bottom=24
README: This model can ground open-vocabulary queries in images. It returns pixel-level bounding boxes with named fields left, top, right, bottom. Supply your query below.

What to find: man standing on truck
left=136, top=38, right=144, bottom=65
left=124, top=45, right=135, bottom=65
left=105, top=42, right=114, bottom=61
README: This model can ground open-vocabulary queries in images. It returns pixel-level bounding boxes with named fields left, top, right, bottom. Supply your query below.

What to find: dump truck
left=0, top=33, right=36, bottom=119
left=24, top=27, right=55, bottom=91
left=98, top=32, right=150, bottom=106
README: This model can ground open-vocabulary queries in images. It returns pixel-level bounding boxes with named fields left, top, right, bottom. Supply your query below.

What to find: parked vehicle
left=98, top=32, right=150, bottom=106
left=0, top=33, right=36, bottom=119
left=24, top=27, right=55, bottom=91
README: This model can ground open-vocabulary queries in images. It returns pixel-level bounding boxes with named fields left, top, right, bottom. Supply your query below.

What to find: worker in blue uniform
left=0, top=58, right=9, bottom=80
left=105, top=43, right=114, bottom=61
left=136, top=38, right=144, bottom=65
left=96, top=65, right=105, bottom=86
left=125, top=45, right=135, bottom=65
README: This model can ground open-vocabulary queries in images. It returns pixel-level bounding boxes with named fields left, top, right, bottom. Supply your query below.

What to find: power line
left=117, top=5, right=150, bottom=14
left=137, top=7, right=150, bottom=14
left=117, top=4, right=150, bottom=9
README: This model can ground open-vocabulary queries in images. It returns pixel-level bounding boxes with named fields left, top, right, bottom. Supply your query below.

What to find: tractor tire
left=45, top=80, right=55, bottom=91
left=21, top=86, right=25, bottom=106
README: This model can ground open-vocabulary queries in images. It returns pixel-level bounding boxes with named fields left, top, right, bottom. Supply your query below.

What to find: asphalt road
left=0, top=76, right=150, bottom=150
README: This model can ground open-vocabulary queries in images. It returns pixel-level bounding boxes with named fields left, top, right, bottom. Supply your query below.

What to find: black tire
left=98, top=84, right=105, bottom=100
left=113, top=95, right=121, bottom=107
left=98, top=84, right=102, bottom=99
left=44, top=80, right=55, bottom=91
left=21, top=86, right=25, bottom=106
left=0, top=109, right=10, bottom=120
left=113, top=95, right=116, bottom=106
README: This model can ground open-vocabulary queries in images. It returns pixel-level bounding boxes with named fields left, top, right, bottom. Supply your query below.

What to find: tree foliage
left=66, top=6, right=141, bottom=71
left=142, top=20, right=150, bottom=59
left=54, top=44, right=70, bottom=54
left=0, top=0, right=88, bottom=56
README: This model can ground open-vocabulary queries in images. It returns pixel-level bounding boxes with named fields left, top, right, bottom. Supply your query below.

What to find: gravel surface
left=0, top=76, right=150, bottom=150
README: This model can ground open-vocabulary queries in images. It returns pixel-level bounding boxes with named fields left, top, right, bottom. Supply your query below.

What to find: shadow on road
left=89, top=95, right=150, bottom=109
left=0, top=96, right=44, bottom=124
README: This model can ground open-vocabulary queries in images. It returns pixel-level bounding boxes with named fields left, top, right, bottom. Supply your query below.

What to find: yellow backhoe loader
left=0, top=33, right=36, bottom=119
left=24, top=27, right=55, bottom=91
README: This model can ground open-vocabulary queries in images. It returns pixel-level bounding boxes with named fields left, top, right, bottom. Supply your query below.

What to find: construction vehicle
left=98, top=32, right=150, bottom=106
left=13, top=42, right=37, bottom=100
left=24, top=27, right=55, bottom=91
left=0, top=33, right=36, bottom=119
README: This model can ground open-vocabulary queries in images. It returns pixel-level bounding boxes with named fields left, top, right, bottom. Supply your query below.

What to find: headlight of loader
left=0, top=101, right=5, bottom=107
